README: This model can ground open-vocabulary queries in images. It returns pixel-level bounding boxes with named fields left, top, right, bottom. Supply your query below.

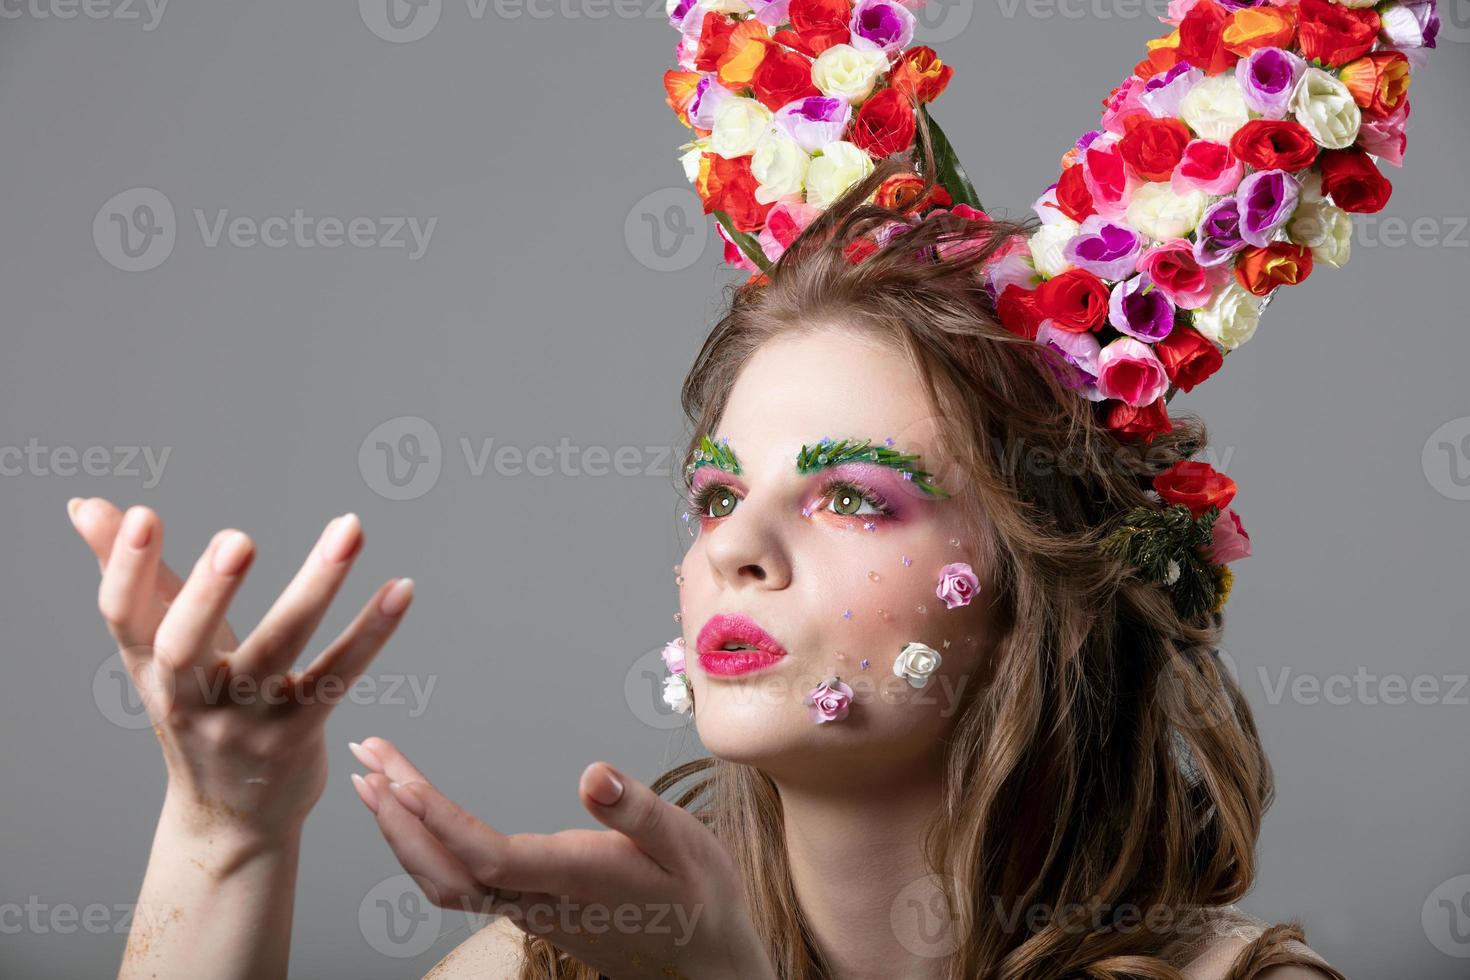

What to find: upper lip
left=696, top=613, right=789, bottom=658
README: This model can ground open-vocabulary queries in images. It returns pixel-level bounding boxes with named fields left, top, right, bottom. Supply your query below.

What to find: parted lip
left=696, top=613, right=788, bottom=658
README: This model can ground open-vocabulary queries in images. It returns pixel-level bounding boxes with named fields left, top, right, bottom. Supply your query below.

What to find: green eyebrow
left=684, top=433, right=741, bottom=483
left=796, top=437, right=950, bottom=498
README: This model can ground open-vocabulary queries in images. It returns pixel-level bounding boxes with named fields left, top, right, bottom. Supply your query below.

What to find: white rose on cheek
left=892, top=641, right=942, bottom=689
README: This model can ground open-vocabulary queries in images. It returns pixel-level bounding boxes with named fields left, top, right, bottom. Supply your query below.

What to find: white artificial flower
left=710, top=97, right=774, bottom=159
left=1292, top=67, right=1362, bottom=150
left=1126, top=182, right=1207, bottom=241
left=1029, top=218, right=1080, bottom=278
left=805, top=141, right=875, bottom=207
left=1192, top=282, right=1263, bottom=350
left=662, top=673, right=693, bottom=714
left=892, top=641, right=942, bottom=690
left=1180, top=74, right=1251, bottom=143
left=751, top=131, right=811, bottom=204
left=810, top=44, right=889, bottom=104
left=1288, top=200, right=1352, bottom=268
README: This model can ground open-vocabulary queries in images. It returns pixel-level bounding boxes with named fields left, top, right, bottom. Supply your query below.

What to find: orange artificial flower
left=1222, top=6, right=1296, bottom=57
left=1233, top=242, right=1314, bottom=297
left=716, top=20, right=774, bottom=89
left=663, top=70, right=702, bottom=128
left=889, top=46, right=953, bottom=104
left=1340, top=52, right=1412, bottom=117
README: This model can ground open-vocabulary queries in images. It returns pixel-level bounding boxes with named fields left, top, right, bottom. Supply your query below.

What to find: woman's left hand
left=349, top=737, right=777, bottom=980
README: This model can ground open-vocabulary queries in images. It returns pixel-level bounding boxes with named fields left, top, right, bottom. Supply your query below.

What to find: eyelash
left=685, top=476, right=897, bottom=523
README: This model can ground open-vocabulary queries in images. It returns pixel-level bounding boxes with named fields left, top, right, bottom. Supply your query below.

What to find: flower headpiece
left=661, top=0, right=1436, bottom=614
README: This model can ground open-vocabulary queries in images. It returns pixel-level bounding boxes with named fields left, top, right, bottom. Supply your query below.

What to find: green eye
left=706, top=489, right=738, bottom=518
left=830, top=488, right=865, bottom=516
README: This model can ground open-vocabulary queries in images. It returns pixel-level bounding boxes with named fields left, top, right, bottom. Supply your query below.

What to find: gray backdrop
left=2, top=1, right=1467, bottom=977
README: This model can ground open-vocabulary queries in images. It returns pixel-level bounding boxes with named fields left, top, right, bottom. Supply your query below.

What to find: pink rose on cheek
left=804, top=678, right=854, bottom=723
left=936, top=561, right=981, bottom=609
left=661, top=637, right=687, bottom=674
left=1207, top=507, right=1252, bottom=564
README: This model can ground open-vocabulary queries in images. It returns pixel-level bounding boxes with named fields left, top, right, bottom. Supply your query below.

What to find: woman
left=73, top=152, right=1346, bottom=978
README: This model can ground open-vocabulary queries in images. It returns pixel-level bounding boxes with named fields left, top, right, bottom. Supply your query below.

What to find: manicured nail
left=66, top=497, right=84, bottom=524
left=586, top=764, right=624, bottom=807
left=321, top=513, right=361, bottom=564
left=389, top=781, right=427, bottom=819
left=350, top=773, right=379, bottom=814
left=212, top=531, right=252, bottom=576
left=121, top=507, right=152, bottom=549
left=379, top=577, right=414, bottom=617
left=348, top=740, right=385, bottom=772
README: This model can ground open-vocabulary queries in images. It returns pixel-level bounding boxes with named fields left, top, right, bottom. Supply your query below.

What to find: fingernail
left=211, top=531, right=252, bottom=576
left=348, top=740, right=385, bottom=772
left=321, top=513, right=361, bottom=564
left=122, top=507, right=152, bottom=549
left=379, top=577, right=414, bottom=617
left=388, top=781, right=427, bottom=819
left=350, top=773, right=379, bottom=814
left=66, top=497, right=84, bottom=524
left=587, top=765, right=624, bottom=807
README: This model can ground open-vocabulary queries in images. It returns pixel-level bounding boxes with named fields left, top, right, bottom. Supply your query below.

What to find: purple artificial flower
left=1108, top=273, right=1177, bottom=342
left=1063, top=215, right=1143, bottom=281
left=848, top=0, right=915, bottom=57
left=1139, top=63, right=1202, bottom=119
left=774, top=96, right=852, bottom=153
left=1193, top=197, right=1248, bottom=268
left=1239, top=47, right=1306, bottom=119
left=1237, top=169, right=1300, bottom=248
left=1036, top=321, right=1103, bottom=397
left=688, top=75, right=735, bottom=131
left=1075, top=129, right=1106, bottom=154
left=745, top=0, right=792, bottom=26
left=1380, top=0, right=1440, bottom=49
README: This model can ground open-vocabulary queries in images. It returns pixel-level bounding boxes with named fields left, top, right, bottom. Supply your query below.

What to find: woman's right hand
left=70, top=497, right=415, bottom=840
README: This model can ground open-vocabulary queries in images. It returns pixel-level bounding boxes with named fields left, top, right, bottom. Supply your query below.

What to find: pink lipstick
left=696, top=613, right=788, bottom=676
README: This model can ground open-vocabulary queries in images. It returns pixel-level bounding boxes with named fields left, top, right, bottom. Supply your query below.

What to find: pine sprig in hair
left=1101, top=503, right=1221, bottom=618
left=796, top=437, right=950, bottom=498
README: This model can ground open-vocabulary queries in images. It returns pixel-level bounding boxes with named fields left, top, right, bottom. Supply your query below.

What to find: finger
left=70, top=497, right=240, bottom=649
left=95, top=505, right=165, bottom=653
left=231, top=513, right=363, bottom=676
left=578, top=762, right=695, bottom=875
left=355, top=771, right=522, bottom=920
left=294, top=578, right=414, bottom=710
left=153, top=529, right=256, bottom=674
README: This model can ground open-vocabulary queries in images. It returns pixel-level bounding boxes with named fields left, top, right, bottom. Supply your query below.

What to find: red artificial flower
left=752, top=49, right=820, bottom=110
left=996, top=284, right=1045, bottom=341
left=693, top=12, right=738, bottom=73
left=780, top=0, right=851, bottom=57
left=1052, top=163, right=1096, bottom=223
left=1120, top=116, right=1193, bottom=181
left=1229, top=120, right=1319, bottom=172
left=874, top=174, right=951, bottom=213
left=1177, top=0, right=1240, bottom=75
left=1340, top=51, right=1412, bottom=118
left=1318, top=148, right=1394, bottom=213
left=1153, top=325, right=1223, bottom=393
left=1297, top=0, right=1380, bottom=68
left=850, top=87, right=918, bottom=158
left=1153, top=460, right=1237, bottom=516
left=889, top=46, right=954, bottom=104
left=1105, top=397, right=1174, bottom=443
left=1234, top=242, right=1314, bottom=296
left=1035, top=268, right=1110, bottom=333
left=701, top=155, right=773, bottom=233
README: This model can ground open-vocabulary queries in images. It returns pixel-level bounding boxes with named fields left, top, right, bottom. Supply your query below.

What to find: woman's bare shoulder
left=422, top=915, right=527, bottom=980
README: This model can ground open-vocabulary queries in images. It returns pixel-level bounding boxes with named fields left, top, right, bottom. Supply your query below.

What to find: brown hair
left=517, top=124, right=1343, bottom=980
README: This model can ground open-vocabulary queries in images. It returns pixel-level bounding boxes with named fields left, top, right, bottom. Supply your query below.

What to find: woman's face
left=676, top=326, right=1002, bottom=785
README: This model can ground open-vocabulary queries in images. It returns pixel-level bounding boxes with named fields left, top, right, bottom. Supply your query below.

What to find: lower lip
left=697, top=650, right=786, bottom=676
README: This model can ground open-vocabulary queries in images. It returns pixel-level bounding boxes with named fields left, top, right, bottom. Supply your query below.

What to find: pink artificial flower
left=804, top=677, right=854, bottom=723
left=1357, top=100, right=1411, bottom=168
left=717, top=223, right=759, bottom=272
left=1207, top=507, right=1252, bottom=564
left=1171, top=140, right=1245, bottom=197
left=1097, top=336, right=1170, bottom=407
left=1082, top=138, right=1141, bottom=221
left=1101, top=76, right=1151, bottom=136
left=1136, top=238, right=1229, bottom=308
left=758, top=200, right=822, bottom=263
left=935, top=561, right=981, bottom=609
left=661, top=637, right=687, bottom=674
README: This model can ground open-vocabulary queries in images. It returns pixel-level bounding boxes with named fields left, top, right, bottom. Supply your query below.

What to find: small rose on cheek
left=935, top=561, right=981, bottom=609
left=804, top=677, right=854, bottom=723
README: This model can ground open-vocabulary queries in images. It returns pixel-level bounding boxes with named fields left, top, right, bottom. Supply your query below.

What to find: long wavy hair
left=517, top=118, right=1344, bottom=980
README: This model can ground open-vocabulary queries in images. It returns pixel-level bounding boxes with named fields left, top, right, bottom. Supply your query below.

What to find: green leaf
left=713, top=210, right=771, bottom=273
left=920, top=106, right=983, bottom=213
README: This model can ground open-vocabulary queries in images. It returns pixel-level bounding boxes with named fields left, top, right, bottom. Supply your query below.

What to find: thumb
left=579, top=762, right=695, bottom=874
